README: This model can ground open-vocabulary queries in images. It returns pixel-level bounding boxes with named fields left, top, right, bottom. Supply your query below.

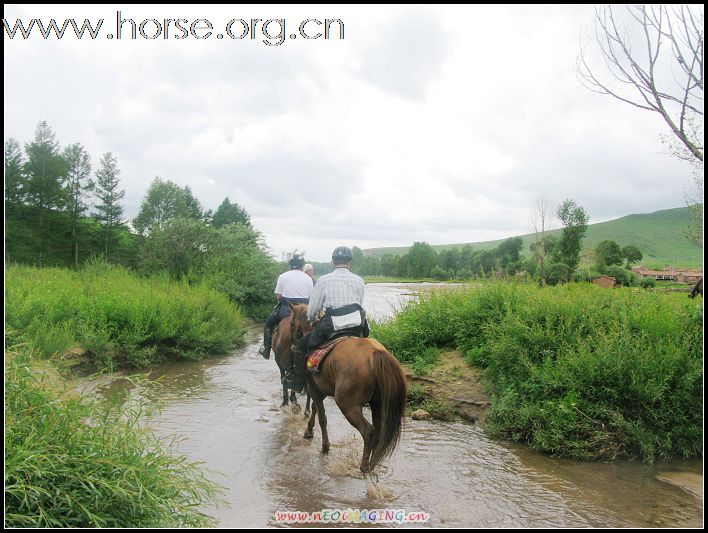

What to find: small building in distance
left=676, top=271, right=703, bottom=284
left=632, top=266, right=704, bottom=283
left=592, top=275, right=616, bottom=289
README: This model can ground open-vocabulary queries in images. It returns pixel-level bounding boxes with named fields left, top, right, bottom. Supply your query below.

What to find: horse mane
left=289, top=304, right=310, bottom=330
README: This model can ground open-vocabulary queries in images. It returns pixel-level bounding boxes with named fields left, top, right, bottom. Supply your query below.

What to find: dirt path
left=401, top=350, right=492, bottom=424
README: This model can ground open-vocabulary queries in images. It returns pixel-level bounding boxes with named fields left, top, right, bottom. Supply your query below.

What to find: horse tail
left=368, top=349, right=407, bottom=471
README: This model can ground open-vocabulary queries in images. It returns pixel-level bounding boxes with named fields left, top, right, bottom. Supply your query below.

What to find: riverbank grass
left=4, top=347, right=225, bottom=527
left=373, top=281, right=703, bottom=462
left=5, top=262, right=246, bottom=370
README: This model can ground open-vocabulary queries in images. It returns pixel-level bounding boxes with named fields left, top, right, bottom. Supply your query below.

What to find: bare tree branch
left=576, top=5, right=703, bottom=162
left=531, top=196, right=554, bottom=286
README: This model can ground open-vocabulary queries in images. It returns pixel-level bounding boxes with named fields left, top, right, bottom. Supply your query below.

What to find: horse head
left=288, top=303, right=313, bottom=347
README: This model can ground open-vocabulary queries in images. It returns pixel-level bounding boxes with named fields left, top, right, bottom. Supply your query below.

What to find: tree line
left=318, top=199, right=645, bottom=286
left=5, top=121, right=280, bottom=317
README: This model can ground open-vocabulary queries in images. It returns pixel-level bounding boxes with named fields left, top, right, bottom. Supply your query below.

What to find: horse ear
left=287, top=301, right=295, bottom=310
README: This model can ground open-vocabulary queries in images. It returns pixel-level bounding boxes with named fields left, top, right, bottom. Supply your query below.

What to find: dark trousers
left=263, top=298, right=309, bottom=341
left=294, top=308, right=369, bottom=356
left=294, top=316, right=336, bottom=355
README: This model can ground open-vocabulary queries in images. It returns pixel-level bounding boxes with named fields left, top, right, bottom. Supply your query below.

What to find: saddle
left=306, top=337, right=351, bottom=374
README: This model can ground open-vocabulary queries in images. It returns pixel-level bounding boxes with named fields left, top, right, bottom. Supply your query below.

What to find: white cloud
left=4, top=4, right=697, bottom=261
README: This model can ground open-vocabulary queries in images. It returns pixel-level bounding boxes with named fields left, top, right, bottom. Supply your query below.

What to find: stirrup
left=259, top=344, right=270, bottom=359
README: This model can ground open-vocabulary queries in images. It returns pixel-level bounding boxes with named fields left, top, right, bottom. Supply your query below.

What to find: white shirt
left=274, top=269, right=314, bottom=299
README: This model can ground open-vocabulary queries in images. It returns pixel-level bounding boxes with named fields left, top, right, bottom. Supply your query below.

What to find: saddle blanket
left=306, top=337, right=351, bottom=374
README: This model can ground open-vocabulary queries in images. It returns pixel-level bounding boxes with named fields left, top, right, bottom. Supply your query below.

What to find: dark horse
left=690, top=278, right=703, bottom=299
left=271, top=307, right=311, bottom=415
left=289, top=304, right=407, bottom=474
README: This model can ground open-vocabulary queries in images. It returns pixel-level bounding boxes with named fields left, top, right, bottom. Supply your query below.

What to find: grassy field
left=364, top=207, right=702, bottom=270
left=5, top=261, right=246, bottom=370
left=372, top=281, right=703, bottom=462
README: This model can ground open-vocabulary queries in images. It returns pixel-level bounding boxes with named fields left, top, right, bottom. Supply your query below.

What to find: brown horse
left=271, top=310, right=311, bottom=415
left=689, top=278, right=703, bottom=299
left=289, top=304, right=407, bottom=474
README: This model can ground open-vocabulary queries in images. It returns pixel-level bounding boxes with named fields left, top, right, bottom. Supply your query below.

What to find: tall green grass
left=4, top=348, right=225, bottom=527
left=5, top=261, right=246, bottom=370
left=372, top=281, right=703, bottom=462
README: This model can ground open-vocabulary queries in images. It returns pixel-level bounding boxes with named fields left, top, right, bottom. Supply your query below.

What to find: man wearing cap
left=258, top=255, right=314, bottom=359
left=285, top=246, right=368, bottom=392
left=303, top=263, right=316, bottom=284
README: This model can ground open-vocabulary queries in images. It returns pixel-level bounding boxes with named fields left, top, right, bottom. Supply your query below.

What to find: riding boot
left=258, top=328, right=272, bottom=359
left=293, top=351, right=307, bottom=394
left=290, top=343, right=306, bottom=394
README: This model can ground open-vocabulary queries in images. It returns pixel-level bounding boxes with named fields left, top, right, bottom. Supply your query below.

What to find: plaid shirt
left=307, top=267, right=365, bottom=322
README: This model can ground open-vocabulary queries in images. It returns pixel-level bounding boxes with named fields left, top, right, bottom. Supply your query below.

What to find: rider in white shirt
left=258, top=255, right=313, bottom=358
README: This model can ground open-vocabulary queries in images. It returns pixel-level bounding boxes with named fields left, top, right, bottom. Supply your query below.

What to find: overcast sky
left=4, top=4, right=698, bottom=262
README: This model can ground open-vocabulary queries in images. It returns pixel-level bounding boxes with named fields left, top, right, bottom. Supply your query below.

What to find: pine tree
left=63, top=143, right=94, bottom=268
left=5, top=138, right=26, bottom=208
left=93, top=152, right=125, bottom=260
left=23, top=121, right=67, bottom=267
left=211, top=197, right=251, bottom=228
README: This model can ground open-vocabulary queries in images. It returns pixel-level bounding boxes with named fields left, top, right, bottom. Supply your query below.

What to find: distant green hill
left=362, top=207, right=703, bottom=269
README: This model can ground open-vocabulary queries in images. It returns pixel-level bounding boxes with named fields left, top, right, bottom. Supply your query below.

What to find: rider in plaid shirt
left=285, top=246, right=368, bottom=393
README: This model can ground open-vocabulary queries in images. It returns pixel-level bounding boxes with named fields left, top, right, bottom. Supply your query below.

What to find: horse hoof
left=304, top=410, right=311, bottom=419
left=291, top=403, right=301, bottom=414
left=303, top=430, right=313, bottom=439
left=322, top=445, right=330, bottom=454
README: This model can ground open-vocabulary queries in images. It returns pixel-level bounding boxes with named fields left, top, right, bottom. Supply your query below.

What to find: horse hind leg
left=369, top=398, right=382, bottom=465
left=304, top=391, right=312, bottom=419
left=314, top=396, right=329, bottom=453
left=280, top=382, right=289, bottom=409
left=304, top=401, right=317, bottom=439
left=340, top=404, right=375, bottom=473
left=290, top=389, right=301, bottom=414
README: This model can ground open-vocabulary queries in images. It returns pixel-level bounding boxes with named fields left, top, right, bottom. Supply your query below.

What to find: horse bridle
left=289, top=310, right=306, bottom=348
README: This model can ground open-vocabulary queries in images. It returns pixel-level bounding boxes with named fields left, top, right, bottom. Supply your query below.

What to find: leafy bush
left=374, top=281, right=703, bottom=462
left=604, top=265, right=638, bottom=286
left=546, top=262, right=571, bottom=285
left=574, top=268, right=602, bottom=283
left=6, top=262, right=245, bottom=370
left=639, top=277, right=657, bottom=289
left=406, top=383, right=455, bottom=421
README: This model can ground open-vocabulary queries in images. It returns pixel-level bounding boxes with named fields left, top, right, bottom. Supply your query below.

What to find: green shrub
left=407, top=383, right=428, bottom=410
left=411, top=347, right=441, bottom=375
left=374, top=280, right=703, bottom=462
left=406, top=383, right=455, bottom=421
left=604, top=265, right=637, bottom=286
left=5, top=263, right=246, bottom=370
left=574, top=268, right=602, bottom=283
left=546, top=262, right=571, bottom=285
left=639, top=277, right=657, bottom=289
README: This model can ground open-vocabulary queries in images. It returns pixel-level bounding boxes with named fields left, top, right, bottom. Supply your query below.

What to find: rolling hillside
left=362, top=207, right=702, bottom=269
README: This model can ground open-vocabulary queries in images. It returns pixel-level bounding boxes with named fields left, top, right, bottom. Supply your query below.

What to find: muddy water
left=85, top=284, right=703, bottom=527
